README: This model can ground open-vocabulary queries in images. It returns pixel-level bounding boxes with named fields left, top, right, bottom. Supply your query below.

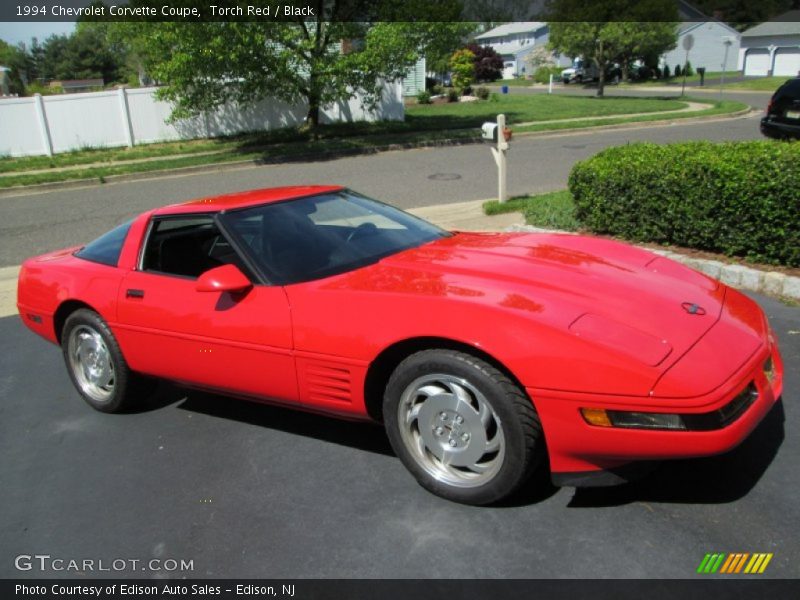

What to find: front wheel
left=62, top=309, right=153, bottom=413
left=383, top=350, right=544, bottom=505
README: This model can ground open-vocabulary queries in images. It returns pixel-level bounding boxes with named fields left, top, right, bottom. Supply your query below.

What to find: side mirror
left=196, top=264, right=252, bottom=293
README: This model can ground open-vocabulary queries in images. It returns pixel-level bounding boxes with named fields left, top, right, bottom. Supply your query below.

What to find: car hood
left=380, top=231, right=725, bottom=372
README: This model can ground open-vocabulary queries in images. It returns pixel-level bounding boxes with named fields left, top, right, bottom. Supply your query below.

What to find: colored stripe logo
left=697, top=553, right=773, bottom=574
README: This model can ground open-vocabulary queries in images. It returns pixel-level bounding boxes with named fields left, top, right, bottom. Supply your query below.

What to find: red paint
left=17, top=186, right=784, bottom=479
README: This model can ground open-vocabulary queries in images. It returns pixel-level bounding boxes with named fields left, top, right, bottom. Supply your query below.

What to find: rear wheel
left=62, top=309, right=153, bottom=413
left=383, top=349, right=544, bottom=505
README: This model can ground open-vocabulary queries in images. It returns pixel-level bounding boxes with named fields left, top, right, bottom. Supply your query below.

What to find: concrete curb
left=0, top=105, right=754, bottom=199
left=506, top=224, right=800, bottom=301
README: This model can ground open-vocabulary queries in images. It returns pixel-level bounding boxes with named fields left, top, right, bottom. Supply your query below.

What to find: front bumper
left=532, top=336, right=783, bottom=482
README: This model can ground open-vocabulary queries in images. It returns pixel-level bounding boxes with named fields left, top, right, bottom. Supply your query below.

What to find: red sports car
left=17, top=186, right=784, bottom=505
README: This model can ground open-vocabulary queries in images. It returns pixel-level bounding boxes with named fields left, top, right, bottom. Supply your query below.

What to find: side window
left=141, top=216, right=248, bottom=279
left=74, top=220, right=132, bottom=267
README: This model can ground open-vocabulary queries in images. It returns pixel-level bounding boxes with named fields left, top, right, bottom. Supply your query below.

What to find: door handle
left=126, top=289, right=145, bottom=299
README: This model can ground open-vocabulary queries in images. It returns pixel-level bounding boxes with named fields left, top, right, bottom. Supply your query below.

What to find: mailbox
left=481, top=122, right=498, bottom=142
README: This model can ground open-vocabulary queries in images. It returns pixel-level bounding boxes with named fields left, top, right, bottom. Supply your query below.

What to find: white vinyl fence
left=0, top=83, right=404, bottom=158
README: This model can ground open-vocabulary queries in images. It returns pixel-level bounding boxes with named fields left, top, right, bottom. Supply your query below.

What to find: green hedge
left=568, top=141, right=800, bottom=267
left=533, top=66, right=563, bottom=84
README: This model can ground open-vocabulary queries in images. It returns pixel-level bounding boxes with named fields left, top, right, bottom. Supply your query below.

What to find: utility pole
left=720, top=37, right=733, bottom=99
left=681, top=34, right=694, bottom=97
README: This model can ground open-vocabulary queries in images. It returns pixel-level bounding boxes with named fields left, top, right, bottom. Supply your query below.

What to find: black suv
left=761, top=78, right=800, bottom=139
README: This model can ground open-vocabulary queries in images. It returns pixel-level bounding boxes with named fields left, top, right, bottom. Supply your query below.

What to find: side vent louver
left=305, top=363, right=352, bottom=405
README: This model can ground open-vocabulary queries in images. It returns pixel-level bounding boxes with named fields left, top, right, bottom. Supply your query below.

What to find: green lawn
left=488, top=79, right=536, bottom=87
left=623, top=70, right=738, bottom=86
left=622, top=71, right=792, bottom=93
left=714, top=76, right=794, bottom=91
left=513, top=99, right=746, bottom=133
left=405, top=94, right=687, bottom=126
left=484, top=190, right=580, bottom=231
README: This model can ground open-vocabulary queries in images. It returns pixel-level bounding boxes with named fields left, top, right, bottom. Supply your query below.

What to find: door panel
left=115, top=271, right=297, bottom=401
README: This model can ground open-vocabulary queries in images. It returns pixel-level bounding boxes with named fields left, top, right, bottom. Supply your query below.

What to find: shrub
left=447, top=88, right=459, bottom=102
left=674, top=64, right=682, bottom=77
left=466, top=43, right=504, bottom=82
left=450, top=48, right=476, bottom=95
left=568, top=141, right=800, bottom=267
left=476, top=86, right=490, bottom=100
left=684, top=60, right=694, bottom=77
left=416, top=90, right=432, bottom=104
left=533, top=65, right=562, bottom=84
left=662, top=64, right=671, bottom=79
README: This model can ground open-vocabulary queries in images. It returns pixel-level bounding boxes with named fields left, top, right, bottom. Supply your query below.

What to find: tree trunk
left=305, top=95, right=321, bottom=129
left=596, top=40, right=605, bottom=97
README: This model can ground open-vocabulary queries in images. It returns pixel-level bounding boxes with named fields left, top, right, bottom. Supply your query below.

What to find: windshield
left=219, top=190, right=450, bottom=285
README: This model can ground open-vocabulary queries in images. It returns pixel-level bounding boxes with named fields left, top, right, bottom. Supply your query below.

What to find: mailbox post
left=481, top=114, right=511, bottom=203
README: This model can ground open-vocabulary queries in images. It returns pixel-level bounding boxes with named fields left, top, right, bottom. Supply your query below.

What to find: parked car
left=761, top=77, right=800, bottom=139
left=17, top=186, right=784, bottom=505
left=561, top=59, right=622, bottom=84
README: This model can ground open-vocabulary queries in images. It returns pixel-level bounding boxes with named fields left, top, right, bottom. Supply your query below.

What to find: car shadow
left=496, top=454, right=562, bottom=507
left=174, top=387, right=395, bottom=457
left=566, top=399, right=786, bottom=508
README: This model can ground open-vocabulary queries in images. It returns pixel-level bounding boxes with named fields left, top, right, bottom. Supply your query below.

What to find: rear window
left=777, top=78, right=800, bottom=98
left=74, top=220, right=133, bottom=267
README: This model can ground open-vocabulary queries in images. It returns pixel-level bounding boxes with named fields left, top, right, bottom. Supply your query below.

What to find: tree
left=449, top=48, right=475, bottom=94
left=0, top=39, right=29, bottom=94
left=525, top=45, right=556, bottom=74
left=546, top=0, right=678, bottom=96
left=421, top=23, right=476, bottom=78
left=35, top=27, right=127, bottom=84
left=466, top=43, right=503, bottom=82
left=690, top=0, right=794, bottom=31
left=115, top=0, right=471, bottom=129
left=608, top=21, right=677, bottom=82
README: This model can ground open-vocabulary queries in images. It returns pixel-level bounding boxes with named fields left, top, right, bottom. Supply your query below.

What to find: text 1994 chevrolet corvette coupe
left=18, top=186, right=784, bottom=505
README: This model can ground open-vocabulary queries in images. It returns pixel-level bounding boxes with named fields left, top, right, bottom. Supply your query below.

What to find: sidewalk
left=408, top=199, right=523, bottom=231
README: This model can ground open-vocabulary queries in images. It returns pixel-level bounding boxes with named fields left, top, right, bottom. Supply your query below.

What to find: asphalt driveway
left=0, top=291, right=797, bottom=579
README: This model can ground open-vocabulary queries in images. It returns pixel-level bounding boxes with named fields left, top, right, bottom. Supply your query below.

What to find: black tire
left=383, top=349, right=544, bottom=505
left=61, top=308, right=154, bottom=413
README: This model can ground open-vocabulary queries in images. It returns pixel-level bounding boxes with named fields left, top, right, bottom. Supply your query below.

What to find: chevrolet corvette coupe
left=17, top=186, right=784, bottom=505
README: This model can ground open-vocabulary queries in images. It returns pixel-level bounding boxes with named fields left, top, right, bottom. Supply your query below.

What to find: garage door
left=744, top=48, right=771, bottom=76
left=773, top=47, right=800, bottom=77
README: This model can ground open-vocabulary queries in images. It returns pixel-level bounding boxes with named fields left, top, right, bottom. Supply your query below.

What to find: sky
left=0, top=21, right=76, bottom=46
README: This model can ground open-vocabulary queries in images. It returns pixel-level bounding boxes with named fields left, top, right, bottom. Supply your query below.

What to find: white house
left=661, top=20, right=741, bottom=74
left=474, top=22, right=569, bottom=79
left=739, top=11, right=800, bottom=77
left=401, top=57, right=426, bottom=96
left=659, top=1, right=741, bottom=74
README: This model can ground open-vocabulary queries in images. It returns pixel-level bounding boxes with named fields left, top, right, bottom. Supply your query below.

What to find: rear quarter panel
left=17, top=212, right=151, bottom=344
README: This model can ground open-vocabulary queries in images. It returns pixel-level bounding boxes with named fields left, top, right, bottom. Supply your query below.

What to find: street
left=0, top=101, right=765, bottom=267
left=1, top=96, right=797, bottom=579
